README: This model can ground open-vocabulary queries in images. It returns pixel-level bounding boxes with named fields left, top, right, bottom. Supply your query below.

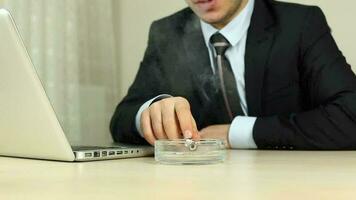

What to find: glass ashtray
left=155, top=139, right=227, bottom=165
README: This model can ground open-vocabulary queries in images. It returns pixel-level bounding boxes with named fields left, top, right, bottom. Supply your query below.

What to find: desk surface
left=1, top=150, right=356, bottom=200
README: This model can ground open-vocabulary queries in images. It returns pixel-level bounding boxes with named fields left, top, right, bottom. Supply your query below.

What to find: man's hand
left=141, top=97, right=200, bottom=145
left=199, top=124, right=231, bottom=148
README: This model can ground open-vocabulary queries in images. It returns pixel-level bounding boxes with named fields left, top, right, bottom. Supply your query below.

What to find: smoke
left=196, top=65, right=221, bottom=104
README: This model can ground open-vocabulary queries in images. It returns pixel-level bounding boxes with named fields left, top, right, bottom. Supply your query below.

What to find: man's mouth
left=193, top=0, right=216, bottom=11
left=195, top=0, right=213, bottom=3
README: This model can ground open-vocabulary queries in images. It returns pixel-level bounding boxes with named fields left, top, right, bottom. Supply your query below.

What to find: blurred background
left=0, top=0, right=354, bottom=145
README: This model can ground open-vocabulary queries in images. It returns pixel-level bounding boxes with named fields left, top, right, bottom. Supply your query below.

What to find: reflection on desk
left=1, top=150, right=356, bottom=200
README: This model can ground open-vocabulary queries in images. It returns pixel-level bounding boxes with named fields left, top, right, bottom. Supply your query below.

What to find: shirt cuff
left=228, top=116, right=257, bottom=149
left=135, top=94, right=172, bottom=138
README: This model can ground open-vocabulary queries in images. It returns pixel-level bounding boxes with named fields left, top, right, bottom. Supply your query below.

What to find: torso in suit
left=110, top=0, right=356, bottom=149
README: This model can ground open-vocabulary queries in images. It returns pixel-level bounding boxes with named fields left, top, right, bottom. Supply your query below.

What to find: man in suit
left=110, top=0, right=356, bottom=149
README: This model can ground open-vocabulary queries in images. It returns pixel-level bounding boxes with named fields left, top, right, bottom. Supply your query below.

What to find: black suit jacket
left=110, top=0, right=356, bottom=149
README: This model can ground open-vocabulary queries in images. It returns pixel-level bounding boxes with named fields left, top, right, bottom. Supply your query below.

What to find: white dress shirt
left=135, top=0, right=257, bottom=149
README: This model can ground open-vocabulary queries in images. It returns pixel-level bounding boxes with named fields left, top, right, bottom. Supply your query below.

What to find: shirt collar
left=201, top=0, right=255, bottom=47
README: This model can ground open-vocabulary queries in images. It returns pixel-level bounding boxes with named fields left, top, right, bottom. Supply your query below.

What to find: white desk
left=1, top=150, right=356, bottom=200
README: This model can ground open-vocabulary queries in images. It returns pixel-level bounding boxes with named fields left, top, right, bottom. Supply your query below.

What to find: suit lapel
left=245, top=0, right=277, bottom=116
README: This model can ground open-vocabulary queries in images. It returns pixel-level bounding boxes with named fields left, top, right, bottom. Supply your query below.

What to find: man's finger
left=191, top=115, right=200, bottom=140
left=149, top=103, right=167, bottom=140
left=141, top=109, right=156, bottom=145
left=174, top=98, right=194, bottom=138
left=161, top=100, right=180, bottom=140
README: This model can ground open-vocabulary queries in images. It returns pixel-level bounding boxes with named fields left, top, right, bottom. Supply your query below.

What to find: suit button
left=289, top=146, right=294, bottom=150
left=275, top=146, right=279, bottom=149
left=282, top=146, right=286, bottom=149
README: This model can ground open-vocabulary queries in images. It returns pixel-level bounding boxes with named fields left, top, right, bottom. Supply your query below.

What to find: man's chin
left=200, top=17, right=225, bottom=28
left=200, top=14, right=223, bottom=24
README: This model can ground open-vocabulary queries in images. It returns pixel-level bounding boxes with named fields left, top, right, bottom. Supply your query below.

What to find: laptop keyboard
left=71, top=146, right=126, bottom=151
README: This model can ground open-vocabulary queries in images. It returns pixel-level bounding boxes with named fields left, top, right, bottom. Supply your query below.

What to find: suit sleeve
left=253, top=7, right=356, bottom=150
left=110, top=22, right=168, bottom=144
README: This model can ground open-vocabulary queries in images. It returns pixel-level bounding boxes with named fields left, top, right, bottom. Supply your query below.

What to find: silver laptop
left=0, top=9, right=153, bottom=162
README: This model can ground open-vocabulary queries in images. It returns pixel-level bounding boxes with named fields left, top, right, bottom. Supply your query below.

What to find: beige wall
left=115, top=0, right=356, bottom=99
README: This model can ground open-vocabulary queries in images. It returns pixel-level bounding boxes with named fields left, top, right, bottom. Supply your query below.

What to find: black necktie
left=210, top=33, right=244, bottom=121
